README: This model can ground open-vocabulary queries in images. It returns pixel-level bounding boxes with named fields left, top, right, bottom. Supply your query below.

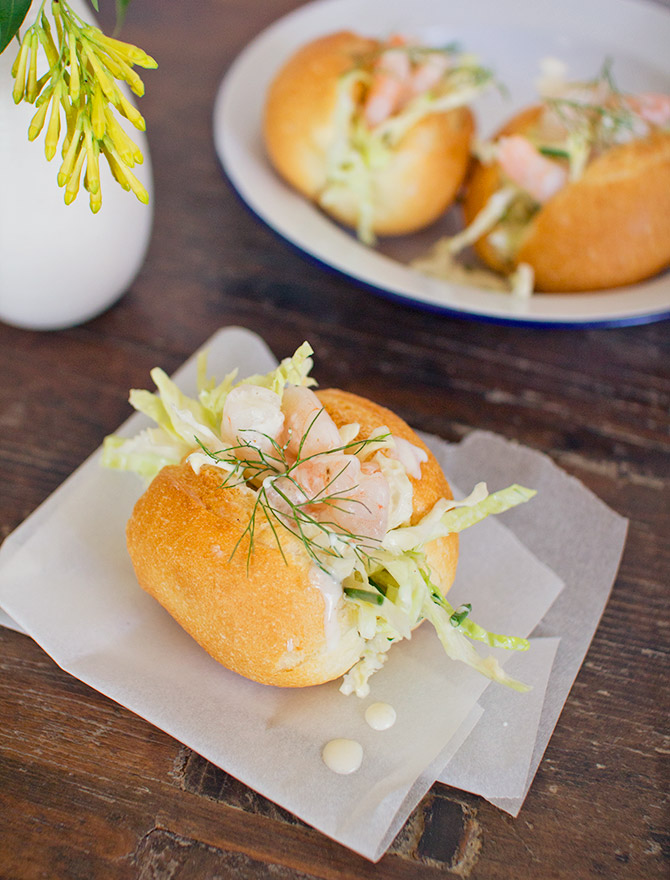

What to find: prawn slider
left=103, top=343, right=534, bottom=696
left=263, top=31, right=493, bottom=243
left=458, top=61, right=670, bottom=291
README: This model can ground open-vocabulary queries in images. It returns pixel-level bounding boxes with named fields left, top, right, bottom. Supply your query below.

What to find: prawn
left=280, top=384, right=341, bottom=461
left=220, top=384, right=285, bottom=463
left=363, top=35, right=452, bottom=128
left=497, top=135, right=568, bottom=203
left=408, top=51, right=450, bottom=98
left=266, top=453, right=390, bottom=545
left=225, top=383, right=393, bottom=545
left=363, top=40, right=412, bottom=128
left=627, top=92, right=670, bottom=127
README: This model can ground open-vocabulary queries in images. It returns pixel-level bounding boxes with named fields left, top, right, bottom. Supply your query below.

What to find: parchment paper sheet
left=0, top=327, right=627, bottom=860
left=434, top=432, right=629, bottom=814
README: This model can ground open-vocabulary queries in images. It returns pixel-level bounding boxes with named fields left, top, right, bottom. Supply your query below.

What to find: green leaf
left=88, top=0, right=100, bottom=11
left=0, top=0, right=32, bottom=54
left=440, top=484, right=537, bottom=535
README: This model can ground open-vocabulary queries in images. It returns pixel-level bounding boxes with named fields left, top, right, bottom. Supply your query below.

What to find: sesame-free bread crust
left=263, top=31, right=474, bottom=237
left=125, top=388, right=459, bottom=688
left=463, top=106, right=670, bottom=291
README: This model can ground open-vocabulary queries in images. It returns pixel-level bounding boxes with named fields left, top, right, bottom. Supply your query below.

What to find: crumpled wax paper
left=0, top=326, right=627, bottom=861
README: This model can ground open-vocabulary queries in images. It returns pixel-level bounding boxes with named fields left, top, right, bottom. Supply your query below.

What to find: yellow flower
left=9, top=0, right=156, bottom=213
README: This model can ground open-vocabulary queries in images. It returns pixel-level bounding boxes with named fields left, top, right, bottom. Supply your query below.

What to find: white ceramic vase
left=0, top=0, right=154, bottom=331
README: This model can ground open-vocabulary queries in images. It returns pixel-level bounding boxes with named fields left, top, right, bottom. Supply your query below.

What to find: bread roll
left=463, top=106, right=670, bottom=292
left=263, top=31, right=478, bottom=240
left=125, top=388, right=458, bottom=688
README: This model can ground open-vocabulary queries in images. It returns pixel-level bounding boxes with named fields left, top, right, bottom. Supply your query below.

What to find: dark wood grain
left=1, top=1, right=669, bottom=878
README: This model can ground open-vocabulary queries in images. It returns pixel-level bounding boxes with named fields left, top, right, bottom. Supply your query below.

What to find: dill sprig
left=195, top=409, right=390, bottom=572
left=261, top=479, right=380, bottom=570
left=543, top=58, right=641, bottom=152
left=193, top=434, right=287, bottom=489
left=545, top=96, right=637, bottom=147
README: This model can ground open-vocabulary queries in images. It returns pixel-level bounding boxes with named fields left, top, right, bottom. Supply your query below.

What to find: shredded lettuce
left=239, top=342, right=315, bottom=396
left=101, top=342, right=315, bottom=478
left=319, top=52, right=494, bottom=244
left=340, top=632, right=398, bottom=696
left=411, top=183, right=539, bottom=296
left=101, top=428, right=189, bottom=480
left=441, top=483, right=536, bottom=532
left=341, top=534, right=532, bottom=697
left=422, top=598, right=529, bottom=692
left=147, top=367, right=222, bottom=448
left=447, top=185, right=518, bottom=257
left=377, top=79, right=490, bottom=147
left=382, top=483, right=536, bottom=553
left=103, top=341, right=536, bottom=699
left=340, top=483, right=535, bottom=697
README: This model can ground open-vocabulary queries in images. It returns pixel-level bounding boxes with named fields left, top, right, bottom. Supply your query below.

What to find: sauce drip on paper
left=322, top=702, right=397, bottom=774
left=364, top=701, right=397, bottom=731
left=322, top=739, right=363, bottom=775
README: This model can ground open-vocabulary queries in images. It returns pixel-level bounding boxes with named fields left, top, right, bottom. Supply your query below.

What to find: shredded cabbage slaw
left=103, top=343, right=536, bottom=697
left=413, top=59, right=670, bottom=295
left=319, top=44, right=494, bottom=244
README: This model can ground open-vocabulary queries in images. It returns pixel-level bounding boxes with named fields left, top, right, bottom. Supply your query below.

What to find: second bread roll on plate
left=461, top=65, right=670, bottom=292
left=264, top=31, right=490, bottom=242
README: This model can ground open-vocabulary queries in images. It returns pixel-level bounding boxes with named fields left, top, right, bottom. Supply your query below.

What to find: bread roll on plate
left=458, top=61, right=670, bottom=292
left=263, top=31, right=493, bottom=243
left=103, top=343, right=533, bottom=696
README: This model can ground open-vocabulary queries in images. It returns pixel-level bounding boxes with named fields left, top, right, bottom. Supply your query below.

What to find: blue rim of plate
left=213, top=0, right=670, bottom=329
left=219, top=164, right=670, bottom=330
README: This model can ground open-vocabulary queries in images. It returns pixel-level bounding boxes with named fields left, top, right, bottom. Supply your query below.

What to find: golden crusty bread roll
left=263, top=31, right=480, bottom=240
left=125, top=388, right=458, bottom=689
left=462, top=103, right=670, bottom=292
left=105, top=343, right=535, bottom=696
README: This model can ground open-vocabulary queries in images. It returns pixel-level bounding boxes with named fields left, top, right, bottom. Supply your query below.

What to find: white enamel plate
left=213, top=0, right=670, bottom=326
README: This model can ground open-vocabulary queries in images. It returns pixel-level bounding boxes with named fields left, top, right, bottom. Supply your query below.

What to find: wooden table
left=1, top=1, right=668, bottom=877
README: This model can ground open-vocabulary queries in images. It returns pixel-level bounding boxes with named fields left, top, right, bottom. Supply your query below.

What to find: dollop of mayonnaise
left=390, top=435, right=428, bottom=480
left=309, top=565, right=343, bottom=651
left=322, top=739, right=363, bottom=775
left=364, top=702, right=397, bottom=731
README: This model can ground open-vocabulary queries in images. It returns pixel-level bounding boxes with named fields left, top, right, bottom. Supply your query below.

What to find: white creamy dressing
left=187, top=450, right=235, bottom=476
left=364, top=702, right=397, bottom=731
left=390, top=435, right=428, bottom=480
left=338, top=422, right=361, bottom=445
left=308, top=565, right=343, bottom=651
left=322, top=704, right=397, bottom=774
left=412, top=237, right=515, bottom=292
left=322, top=738, right=363, bottom=775
left=374, top=454, right=412, bottom=531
